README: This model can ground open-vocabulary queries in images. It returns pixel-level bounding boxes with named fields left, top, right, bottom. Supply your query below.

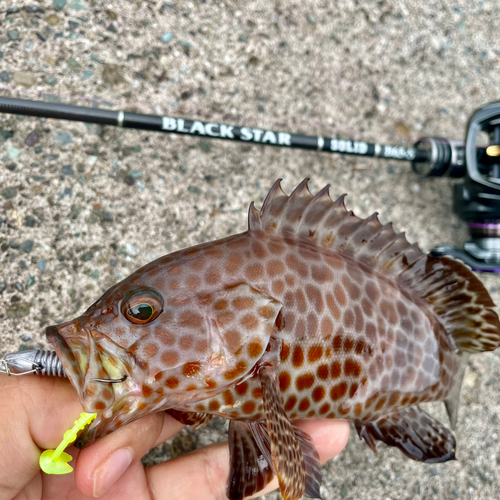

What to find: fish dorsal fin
left=249, top=179, right=500, bottom=353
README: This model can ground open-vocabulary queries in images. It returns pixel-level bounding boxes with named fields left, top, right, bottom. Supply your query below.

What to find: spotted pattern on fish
left=46, top=179, right=500, bottom=500
left=175, top=230, right=457, bottom=423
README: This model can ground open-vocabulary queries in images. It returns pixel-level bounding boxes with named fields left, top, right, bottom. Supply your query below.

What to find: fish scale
left=179, top=233, right=456, bottom=422
left=45, top=179, right=500, bottom=500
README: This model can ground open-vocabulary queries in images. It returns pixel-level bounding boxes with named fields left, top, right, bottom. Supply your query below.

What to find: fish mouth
left=46, top=323, right=142, bottom=414
left=46, top=324, right=87, bottom=392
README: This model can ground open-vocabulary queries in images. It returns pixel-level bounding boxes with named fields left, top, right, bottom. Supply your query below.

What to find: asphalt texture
left=1, top=1, right=499, bottom=499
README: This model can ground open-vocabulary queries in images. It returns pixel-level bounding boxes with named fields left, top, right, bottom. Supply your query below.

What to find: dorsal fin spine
left=369, top=225, right=399, bottom=259
left=290, top=178, right=312, bottom=199
left=248, top=201, right=261, bottom=231
left=296, top=184, right=330, bottom=237
left=315, top=198, right=349, bottom=246
left=343, top=219, right=373, bottom=245
left=333, top=193, right=347, bottom=208
left=260, top=179, right=286, bottom=222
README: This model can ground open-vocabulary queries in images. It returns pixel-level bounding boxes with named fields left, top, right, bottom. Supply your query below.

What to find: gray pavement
left=1, top=1, right=499, bottom=499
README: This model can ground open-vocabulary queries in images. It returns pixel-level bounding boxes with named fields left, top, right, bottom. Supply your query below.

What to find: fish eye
left=121, top=289, right=163, bottom=325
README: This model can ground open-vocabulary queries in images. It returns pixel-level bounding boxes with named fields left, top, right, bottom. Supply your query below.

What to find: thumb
left=0, top=374, right=82, bottom=499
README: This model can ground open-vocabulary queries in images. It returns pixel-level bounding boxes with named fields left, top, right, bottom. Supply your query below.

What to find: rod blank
left=0, top=96, right=426, bottom=163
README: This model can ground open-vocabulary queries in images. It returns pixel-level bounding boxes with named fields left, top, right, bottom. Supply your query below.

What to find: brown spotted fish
left=46, top=179, right=500, bottom=500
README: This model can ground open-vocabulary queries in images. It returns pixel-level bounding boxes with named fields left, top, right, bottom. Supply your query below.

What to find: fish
left=45, top=179, right=500, bottom=500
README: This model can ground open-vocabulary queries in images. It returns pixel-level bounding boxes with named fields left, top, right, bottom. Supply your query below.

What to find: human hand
left=0, top=374, right=349, bottom=500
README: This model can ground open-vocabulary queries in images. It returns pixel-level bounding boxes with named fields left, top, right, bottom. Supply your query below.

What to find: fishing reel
left=412, top=102, right=500, bottom=272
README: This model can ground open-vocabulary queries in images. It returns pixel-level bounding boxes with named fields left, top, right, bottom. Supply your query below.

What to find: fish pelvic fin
left=227, top=420, right=274, bottom=500
left=355, top=405, right=456, bottom=463
left=259, top=365, right=322, bottom=500
left=166, top=409, right=212, bottom=429
left=251, top=179, right=500, bottom=353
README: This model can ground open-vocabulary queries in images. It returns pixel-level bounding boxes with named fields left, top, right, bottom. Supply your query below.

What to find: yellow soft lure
left=39, top=412, right=96, bottom=474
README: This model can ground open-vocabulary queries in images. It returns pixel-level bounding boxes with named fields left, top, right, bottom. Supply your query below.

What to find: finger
left=292, top=418, right=351, bottom=462
left=145, top=419, right=350, bottom=500
left=0, top=375, right=81, bottom=500
left=0, top=375, right=82, bottom=445
left=88, top=461, right=151, bottom=500
left=75, top=411, right=184, bottom=498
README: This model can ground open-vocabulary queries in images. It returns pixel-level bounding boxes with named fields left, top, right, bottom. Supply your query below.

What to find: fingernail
left=93, top=447, right=133, bottom=498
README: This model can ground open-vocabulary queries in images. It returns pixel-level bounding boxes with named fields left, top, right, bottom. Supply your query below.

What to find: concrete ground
left=1, top=1, right=500, bottom=499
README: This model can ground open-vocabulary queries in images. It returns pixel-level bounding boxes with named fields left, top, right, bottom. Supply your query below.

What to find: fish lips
left=46, top=323, right=88, bottom=393
left=46, top=323, right=141, bottom=414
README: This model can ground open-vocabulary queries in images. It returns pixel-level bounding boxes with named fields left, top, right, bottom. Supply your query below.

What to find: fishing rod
left=0, top=96, right=455, bottom=171
left=0, top=96, right=500, bottom=271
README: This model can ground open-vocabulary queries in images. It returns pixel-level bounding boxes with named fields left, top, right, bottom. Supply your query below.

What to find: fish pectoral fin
left=355, top=405, right=456, bottom=463
left=227, top=420, right=274, bottom=500
left=166, top=409, right=212, bottom=429
left=260, top=366, right=322, bottom=500
left=293, top=425, right=323, bottom=499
